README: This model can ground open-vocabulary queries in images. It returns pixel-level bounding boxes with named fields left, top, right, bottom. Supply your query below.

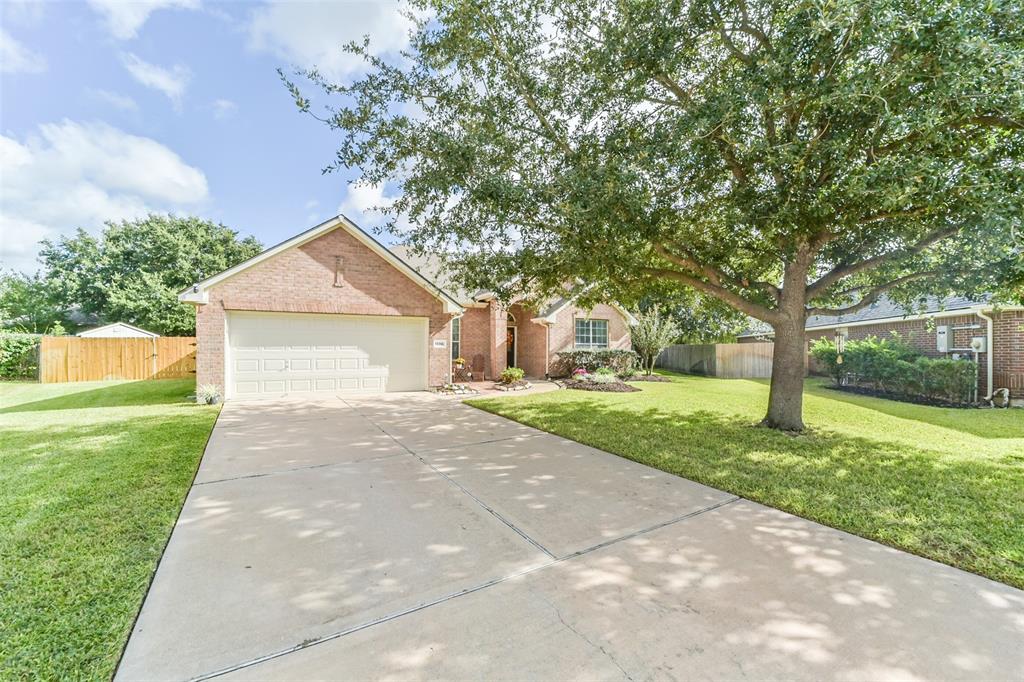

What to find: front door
left=506, top=326, right=517, bottom=368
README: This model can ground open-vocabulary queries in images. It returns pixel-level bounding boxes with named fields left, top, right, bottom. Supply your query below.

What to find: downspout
left=977, top=309, right=994, bottom=399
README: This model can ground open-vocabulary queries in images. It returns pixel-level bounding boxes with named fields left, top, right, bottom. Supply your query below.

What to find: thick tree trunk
left=762, top=316, right=807, bottom=430
left=761, top=254, right=810, bottom=431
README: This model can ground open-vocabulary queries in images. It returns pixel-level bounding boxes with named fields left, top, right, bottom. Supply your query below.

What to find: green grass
left=0, top=379, right=220, bottom=680
left=469, top=374, right=1024, bottom=588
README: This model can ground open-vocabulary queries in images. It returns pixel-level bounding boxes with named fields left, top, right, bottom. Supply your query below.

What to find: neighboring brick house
left=737, top=296, right=1024, bottom=398
left=179, top=215, right=634, bottom=400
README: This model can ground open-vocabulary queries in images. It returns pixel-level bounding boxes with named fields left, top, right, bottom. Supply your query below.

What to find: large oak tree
left=287, top=0, right=1023, bottom=429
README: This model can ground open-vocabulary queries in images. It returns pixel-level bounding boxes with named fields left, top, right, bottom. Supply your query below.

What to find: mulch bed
left=825, top=384, right=973, bottom=409
left=561, top=379, right=641, bottom=393
left=625, top=374, right=672, bottom=382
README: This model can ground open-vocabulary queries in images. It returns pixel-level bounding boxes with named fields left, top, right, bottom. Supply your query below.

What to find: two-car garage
left=226, top=311, right=429, bottom=399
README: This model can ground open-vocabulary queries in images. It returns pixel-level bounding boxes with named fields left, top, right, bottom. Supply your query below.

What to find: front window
left=575, top=319, right=609, bottom=349
left=451, top=317, right=461, bottom=360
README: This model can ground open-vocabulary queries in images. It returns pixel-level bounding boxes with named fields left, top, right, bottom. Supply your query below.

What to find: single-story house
left=178, top=215, right=634, bottom=400
left=77, top=322, right=160, bottom=338
left=738, top=295, right=1024, bottom=397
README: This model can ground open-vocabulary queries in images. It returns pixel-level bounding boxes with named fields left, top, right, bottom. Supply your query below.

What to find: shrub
left=0, top=333, right=41, bottom=380
left=590, top=372, right=618, bottom=384
left=499, top=366, right=525, bottom=384
left=630, top=305, right=682, bottom=375
left=594, top=367, right=616, bottom=377
left=196, top=384, right=222, bottom=405
left=554, top=349, right=638, bottom=376
left=810, top=336, right=977, bottom=405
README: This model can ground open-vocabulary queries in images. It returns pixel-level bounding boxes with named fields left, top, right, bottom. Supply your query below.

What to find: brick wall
left=194, top=225, right=453, bottom=393
left=992, top=309, right=1024, bottom=396
left=547, top=303, right=632, bottom=376
left=508, top=303, right=548, bottom=377
left=457, top=305, right=492, bottom=378
left=456, top=300, right=633, bottom=379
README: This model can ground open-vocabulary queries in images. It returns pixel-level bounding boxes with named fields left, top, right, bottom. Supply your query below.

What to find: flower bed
left=494, top=379, right=532, bottom=392
left=626, top=374, right=671, bottom=382
left=559, top=378, right=640, bottom=392
left=434, top=382, right=478, bottom=395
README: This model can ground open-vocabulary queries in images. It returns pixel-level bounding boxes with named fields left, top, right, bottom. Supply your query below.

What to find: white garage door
left=227, top=311, right=428, bottom=399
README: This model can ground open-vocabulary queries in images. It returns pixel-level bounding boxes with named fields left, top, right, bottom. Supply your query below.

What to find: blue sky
left=1, top=0, right=412, bottom=273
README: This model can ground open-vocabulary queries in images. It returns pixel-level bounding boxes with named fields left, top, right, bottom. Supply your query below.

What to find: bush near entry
left=554, top=349, right=638, bottom=377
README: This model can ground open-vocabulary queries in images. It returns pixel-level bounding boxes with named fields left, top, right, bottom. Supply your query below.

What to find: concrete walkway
left=117, top=394, right=1024, bottom=681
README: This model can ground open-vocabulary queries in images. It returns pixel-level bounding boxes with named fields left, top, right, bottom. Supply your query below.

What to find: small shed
left=77, top=322, right=160, bottom=339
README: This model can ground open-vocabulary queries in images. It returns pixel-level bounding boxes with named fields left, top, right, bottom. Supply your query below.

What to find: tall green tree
left=0, top=272, right=65, bottom=333
left=287, top=0, right=1023, bottom=429
left=39, top=215, right=262, bottom=335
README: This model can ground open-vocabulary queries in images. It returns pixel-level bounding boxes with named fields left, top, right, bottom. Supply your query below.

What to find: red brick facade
left=453, top=300, right=633, bottom=380
left=742, top=309, right=1024, bottom=397
left=193, top=225, right=453, bottom=392
left=188, top=220, right=634, bottom=394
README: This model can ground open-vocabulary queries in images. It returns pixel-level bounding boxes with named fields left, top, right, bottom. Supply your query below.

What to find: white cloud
left=0, top=120, right=209, bottom=273
left=0, top=29, right=46, bottom=74
left=90, top=89, right=139, bottom=111
left=87, top=0, right=200, bottom=40
left=339, top=180, right=413, bottom=235
left=121, top=53, right=190, bottom=109
left=247, top=1, right=414, bottom=81
left=211, top=98, right=237, bottom=119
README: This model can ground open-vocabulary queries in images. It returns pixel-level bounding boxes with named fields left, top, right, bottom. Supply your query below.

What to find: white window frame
left=451, top=316, right=461, bottom=360
left=574, top=318, right=609, bottom=349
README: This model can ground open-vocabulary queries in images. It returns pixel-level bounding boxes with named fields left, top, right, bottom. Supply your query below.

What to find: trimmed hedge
left=810, top=336, right=977, bottom=405
left=0, top=333, right=41, bottom=380
left=553, top=348, right=639, bottom=377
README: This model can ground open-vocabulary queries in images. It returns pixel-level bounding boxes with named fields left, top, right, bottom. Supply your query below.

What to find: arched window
left=507, top=312, right=516, bottom=325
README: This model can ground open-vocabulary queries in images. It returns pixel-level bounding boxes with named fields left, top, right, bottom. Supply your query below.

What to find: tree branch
left=643, top=266, right=780, bottom=323
left=806, top=271, right=938, bottom=316
left=807, top=224, right=961, bottom=297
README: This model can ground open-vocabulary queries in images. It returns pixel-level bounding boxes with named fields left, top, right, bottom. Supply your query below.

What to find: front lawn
left=469, top=375, right=1024, bottom=588
left=0, top=379, right=219, bottom=680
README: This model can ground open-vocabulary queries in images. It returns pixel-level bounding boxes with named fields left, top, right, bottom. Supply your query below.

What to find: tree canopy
left=287, top=0, right=1023, bottom=428
left=13, top=215, right=262, bottom=336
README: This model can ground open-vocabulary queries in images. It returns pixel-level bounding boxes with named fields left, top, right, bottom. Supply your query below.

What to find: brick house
left=179, top=215, right=634, bottom=400
left=737, top=296, right=1024, bottom=398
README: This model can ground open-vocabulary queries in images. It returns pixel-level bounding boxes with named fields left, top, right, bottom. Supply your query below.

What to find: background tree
left=630, top=305, right=683, bottom=375
left=39, top=215, right=262, bottom=335
left=638, top=287, right=748, bottom=343
left=287, top=0, right=1023, bottom=430
left=0, top=272, right=65, bottom=333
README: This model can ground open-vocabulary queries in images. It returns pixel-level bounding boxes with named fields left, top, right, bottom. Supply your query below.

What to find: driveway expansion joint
left=190, top=451, right=406, bottom=487
left=187, top=494, right=739, bottom=681
left=340, top=399, right=557, bottom=560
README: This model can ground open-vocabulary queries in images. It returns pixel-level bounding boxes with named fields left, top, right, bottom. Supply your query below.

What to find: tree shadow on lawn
left=804, top=384, right=1024, bottom=440
left=480, top=398, right=1024, bottom=588
left=0, top=380, right=194, bottom=414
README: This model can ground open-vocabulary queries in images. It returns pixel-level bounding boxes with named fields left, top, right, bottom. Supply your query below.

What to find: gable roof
left=804, top=294, right=992, bottom=330
left=737, top=294, right=1004, bottom=337
left=386, top=245, right=485, bottom=305
left=76, top=322, right=159, bottom=337
left=177, top=215, right=463, bottom=314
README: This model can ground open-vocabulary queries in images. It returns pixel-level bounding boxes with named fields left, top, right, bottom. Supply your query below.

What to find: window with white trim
left=574, top=318, right=609, bottom=349
left=451, top=317, right=461, bottom=359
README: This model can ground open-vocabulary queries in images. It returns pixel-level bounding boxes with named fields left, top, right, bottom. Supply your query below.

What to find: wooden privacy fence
left=657, top=342, right=780, bottom=379
left=40, top=336, right=196, bottom=383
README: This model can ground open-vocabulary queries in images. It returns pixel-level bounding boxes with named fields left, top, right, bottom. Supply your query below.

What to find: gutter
left=977, top=309, right=995, bottom=398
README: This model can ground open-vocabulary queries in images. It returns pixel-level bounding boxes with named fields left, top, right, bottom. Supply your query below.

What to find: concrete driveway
left=117, top=394, right=1024, bottom=681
